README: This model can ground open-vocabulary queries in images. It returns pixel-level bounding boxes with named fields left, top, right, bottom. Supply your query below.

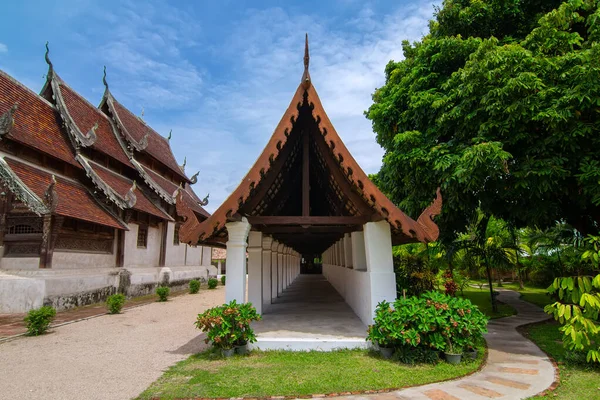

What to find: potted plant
left=464, top=344, right=478, bottom=360
left=444, top=340, right=463, bottom=364
left=366, top=301, right=396, bottom=358
left=233, top=302, right=261, bottom=355
left=195, top=300, right=261, bottom=357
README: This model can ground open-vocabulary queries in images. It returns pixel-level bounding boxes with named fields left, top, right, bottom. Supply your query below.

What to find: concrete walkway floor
left=0, top=287, right=225, bottom=400
left=343, top=289, right=557, bottom=400
left=253, top=274, right=367, bottom=350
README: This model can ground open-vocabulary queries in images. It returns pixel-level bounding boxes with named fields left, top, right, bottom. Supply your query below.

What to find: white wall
left=52, top=251, right=115, bottom=269
left=0, top=272, right=45, bottom=313
left=201, top=246, right=212, bottom=265
left=186, top=245, right=202, bottom=266
left=0, top=257, right=39, bottom=270
left=323, top=263, right=373, bottom=326
left=123, top=223, right=161, bottom=269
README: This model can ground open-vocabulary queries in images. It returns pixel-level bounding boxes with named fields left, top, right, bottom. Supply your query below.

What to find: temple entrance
left=177, top=36, right=441, bottom=350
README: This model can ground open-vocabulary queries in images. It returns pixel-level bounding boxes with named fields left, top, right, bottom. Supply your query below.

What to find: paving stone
left=457, top=383, right=503, bottom=398
left=497, top=367, right=539, bottom=375
left=423, top=389, right=461, bottom=400
left=484, top=376, right=531, bottom=390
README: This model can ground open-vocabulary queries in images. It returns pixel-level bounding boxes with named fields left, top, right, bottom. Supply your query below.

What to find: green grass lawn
left=137, top=348, right=484, bottom=399
left=459, top=287, right=516, bottom=319
left=523, top=321, right=600, bottom=399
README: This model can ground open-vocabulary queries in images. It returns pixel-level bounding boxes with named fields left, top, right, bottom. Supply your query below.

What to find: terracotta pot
left=444, top=352, right=462, bottom=364
left=221, top=348, right=235, bottom=358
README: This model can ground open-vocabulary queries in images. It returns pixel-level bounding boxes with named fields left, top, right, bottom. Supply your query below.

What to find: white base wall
left=0, top=264, right=217, bottom=313
left=323, top=263, right=374, bottom=326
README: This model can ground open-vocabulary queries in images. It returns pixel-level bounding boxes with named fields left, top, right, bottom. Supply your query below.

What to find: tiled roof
left=56, top=81, right=132, bottom=167
left=140, top=165, right=208, bottom=218
left=88, top=160, right=172, bottom=220
left=5, top=158, right=125, bottom=229
left=177, top=44, right=442, bottom=246
left=0, top=71, right=79, bottom=168
left=110, top=98, right=188, bottom=181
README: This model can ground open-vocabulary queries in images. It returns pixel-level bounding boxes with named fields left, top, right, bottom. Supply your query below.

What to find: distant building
left=0, top=46, right=215, bottom=313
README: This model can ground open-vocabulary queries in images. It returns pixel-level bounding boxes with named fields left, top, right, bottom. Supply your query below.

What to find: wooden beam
left=247, top=215, right=369, bottom=225
left=302, top=129, right=310, bottom=216
left=259, top=225, right=361, bottom=234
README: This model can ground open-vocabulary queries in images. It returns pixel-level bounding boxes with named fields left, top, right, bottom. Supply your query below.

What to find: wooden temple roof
left=103, top=91, right=190, bottom=182
left=2, top=157, right=126, bottom=229
left=178, top=36, right=441, bottom=254
left=0, top=71, right=80, bottom=168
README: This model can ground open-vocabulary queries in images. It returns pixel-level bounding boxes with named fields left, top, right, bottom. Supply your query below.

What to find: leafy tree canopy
left=368, top=0, right=600, bottom=242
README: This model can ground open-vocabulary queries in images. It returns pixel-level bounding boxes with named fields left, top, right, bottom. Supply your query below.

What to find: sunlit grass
left=137, top=348, right=484, bottom=399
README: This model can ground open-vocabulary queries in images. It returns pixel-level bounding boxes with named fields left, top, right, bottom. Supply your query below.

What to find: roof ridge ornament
left=102, top=66, right=109, bottom=92
left=190, top=171, right=199, bottom=184
left=167, top=129, right=172, bottom=141
left=301, top=33, right=311, bottom=89
left=199, top=193, right=209, bottom=207
left=44, top=42, right=54, bottom=78
left=180, top=156, right=186, bottom=171
left=0, top=103, right=18, bottom=138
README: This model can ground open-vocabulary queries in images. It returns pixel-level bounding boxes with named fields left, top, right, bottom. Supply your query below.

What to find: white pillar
left=217, top=259, right=222, bottom=275
left=262, top=236, right=273, bottom=312
left=344, top=233, right=353, bottom=268
left=364, top=220, right=396, bottom=324
left=247, top=231, right=263, bottom=313
left=225, top=217, right=251, bottom=303
left=277, top=243, right=284, bottom=295
left=339, top=240, right=345, bottom=267
left=271, top=240, right=279, bottom=301
left=351, top=231, right=367, bottom=271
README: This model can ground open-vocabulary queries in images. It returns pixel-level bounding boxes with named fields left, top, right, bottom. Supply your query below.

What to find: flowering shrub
left=367, top=291, right=488, bottom=356
left=195, top=300, right=261, bottom=350
left=443, top=271, right=459, bottom=296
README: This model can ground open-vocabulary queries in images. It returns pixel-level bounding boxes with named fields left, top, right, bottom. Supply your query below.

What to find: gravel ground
left=0, top=287, right=225, bottom=400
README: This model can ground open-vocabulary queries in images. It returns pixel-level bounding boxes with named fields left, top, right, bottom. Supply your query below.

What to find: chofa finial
left=102, top=66, right=109, bottom=91
left=301, top=33, right=311, bottom=89
left=167, top=129, right=172, bottom=141
left=45, top=42, right=54, bottom=77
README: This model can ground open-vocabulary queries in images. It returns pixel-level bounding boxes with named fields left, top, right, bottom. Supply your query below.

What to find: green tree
left=367, top=0, right=600, bottom=241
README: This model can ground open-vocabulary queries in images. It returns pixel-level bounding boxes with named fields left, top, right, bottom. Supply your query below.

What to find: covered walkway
left=252, top=274, right=367, bottom=350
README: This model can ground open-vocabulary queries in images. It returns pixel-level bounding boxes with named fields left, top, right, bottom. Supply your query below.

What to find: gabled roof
left=0, top=70, right=80, bottom=168
left=1, top=157, right=126, bottom=229
left=101, top=90, right=189, bottom=182
left=177, top=36, right=441, bottom=248
left=45, top=73, right=133, bottom=167
left=83, top=158, right=173, bottom=221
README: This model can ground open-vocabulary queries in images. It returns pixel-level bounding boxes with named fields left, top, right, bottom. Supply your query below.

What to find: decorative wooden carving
left=0, top=103, right=18, bottom=138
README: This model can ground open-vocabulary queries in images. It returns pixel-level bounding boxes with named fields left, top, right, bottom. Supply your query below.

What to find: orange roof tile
left=109, top=98, right=188, bottom=181
left=0, top=71, right=79, bottom=168
left=56, top=81, right=133, bottom=167
left=88, top=160, right=172, bottom=220
left=5, top=158, right=125, bottom=229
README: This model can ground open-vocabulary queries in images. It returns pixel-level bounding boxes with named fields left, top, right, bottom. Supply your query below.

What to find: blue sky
left=0, top=0, right=437, bottom=212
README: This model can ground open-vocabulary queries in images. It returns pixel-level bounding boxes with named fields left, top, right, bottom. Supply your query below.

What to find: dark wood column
left=117, top=210, right=132, bottom=268
left=158, top=220, right=168, bottom=267
left=0, top=190, right=12, bottom=247
left=39, top=215, right=63, bottom=269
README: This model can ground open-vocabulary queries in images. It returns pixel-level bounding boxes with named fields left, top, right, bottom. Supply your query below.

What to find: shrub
left=106, top=293, right=126, bottom=314
left=156, top=286, right=170, bottom=302
left=221, top=276, right=226, bottom=285
left=195, top=300, right=261, bottom=350
left=24, top=306, right=56, bottom=336
left=208, top=278, right=218, bottom=289
left=189, top=279, right=201, bottom=294
left=367, top=291, right=488, bottom=356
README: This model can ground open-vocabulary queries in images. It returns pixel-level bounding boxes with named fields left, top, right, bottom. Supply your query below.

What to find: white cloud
left=0, top=43, right=7, bottom=53
left=165, top=2, right=438, bottom=212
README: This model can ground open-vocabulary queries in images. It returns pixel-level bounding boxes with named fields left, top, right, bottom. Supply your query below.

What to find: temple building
left=0, top=45, right=214, bottom=313
left=177, top=36, right=441, bottom=349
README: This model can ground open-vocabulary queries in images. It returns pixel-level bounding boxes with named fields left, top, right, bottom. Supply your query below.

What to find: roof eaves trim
left=0, top=156, right=50, bottom=216
left=105, top=93, right=149, bottom=152
left=49, top=73, right=98, bottom=147
left=76, top=155, right=136, bottom=209
left=130, top=158, right=175, bottom=204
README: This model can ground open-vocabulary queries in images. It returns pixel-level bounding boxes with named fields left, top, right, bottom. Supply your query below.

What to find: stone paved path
left=343, top=290, right=557, bottom=400
left=0, top=287, right=224, bottom=400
